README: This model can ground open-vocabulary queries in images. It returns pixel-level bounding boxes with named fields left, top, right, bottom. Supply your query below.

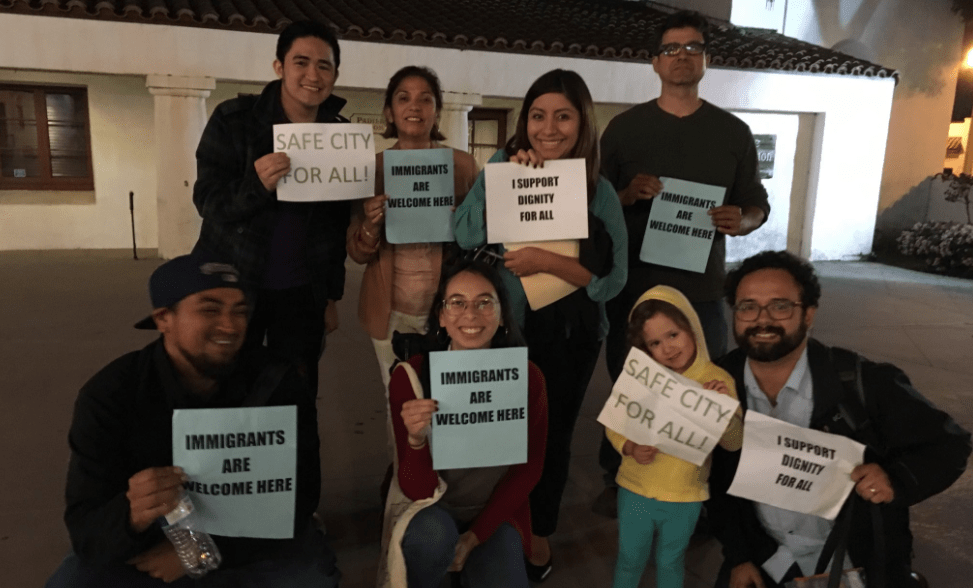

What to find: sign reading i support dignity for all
left=597, top=347, right=739, bottom=466
left=171, top=406, right=297, bottom=538
left=429, top=347, right=529, bottom=470
left=640, top=177, right=726, bottom=273
left=383, top=148, right=455, bottom=244
left=273, top=123, right=375, bottom=202
left=484, top=158, right=588, bottom=244
left=728, top=411, right=865, bottom=520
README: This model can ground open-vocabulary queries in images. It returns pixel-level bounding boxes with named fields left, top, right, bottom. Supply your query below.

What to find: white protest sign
left=728, top=411, right=865, bottom=520
left=597, top=347, right=739, bottom=466
left=429, top=347, right=529, bottom=470
left=640, top=177, right=726, bottom=273
left=172, top=406, right=297, bottom=538
left=273, top=123, right=374, bottom=201
left=484, top=158, right=588, bottom=243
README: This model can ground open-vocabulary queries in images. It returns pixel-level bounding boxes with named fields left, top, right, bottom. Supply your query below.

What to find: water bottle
left=159, top=494, right=222, bottom=578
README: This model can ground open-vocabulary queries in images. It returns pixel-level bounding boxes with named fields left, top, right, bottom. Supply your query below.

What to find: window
left=0, top=84, right=94, bottom=190
left=468, top=108, right=508, bottom=169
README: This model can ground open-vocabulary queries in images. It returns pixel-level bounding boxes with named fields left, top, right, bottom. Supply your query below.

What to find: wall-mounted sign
left=350, top=113, right=386, bottom=134
left=754, top=134, right=776, bottom=180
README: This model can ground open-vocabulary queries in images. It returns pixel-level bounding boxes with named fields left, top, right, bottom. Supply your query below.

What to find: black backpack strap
left=242, top=361, right=290, bottom=407
left=815, top=492, right=855, bottom=587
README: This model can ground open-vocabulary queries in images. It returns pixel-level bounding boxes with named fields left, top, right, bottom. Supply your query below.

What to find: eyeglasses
left=733, top=300, right=803, bottom=322
left=659, top=42, right=706, bottom=57
left=443, top=296, right=499, bottom=317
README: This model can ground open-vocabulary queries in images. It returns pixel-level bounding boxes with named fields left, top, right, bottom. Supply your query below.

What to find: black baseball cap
left=134, top=254, right=245, bottom=330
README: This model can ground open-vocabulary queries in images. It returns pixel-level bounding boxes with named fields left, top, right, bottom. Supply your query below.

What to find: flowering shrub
left=897, top=221, right=973, bottom=276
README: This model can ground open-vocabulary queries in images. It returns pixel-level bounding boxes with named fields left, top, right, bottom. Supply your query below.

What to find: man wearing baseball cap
left=46, top=254, right=339, bottom=587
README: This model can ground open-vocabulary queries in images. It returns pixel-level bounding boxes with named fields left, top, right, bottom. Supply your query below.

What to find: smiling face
left=154, top=287, right=248, bottom=384
left=733, top=268, right=816, bottom=363
left=641, top=313, right=697, bottom=374
left=385, top=75, right=439, bottom=141
left=526, top=92, right=580, bottom=161
left=652, top=26, right=708, bottom=88
left=273, top=35, right=338, bottom=122
left=438, top=271, right=502, bottom=351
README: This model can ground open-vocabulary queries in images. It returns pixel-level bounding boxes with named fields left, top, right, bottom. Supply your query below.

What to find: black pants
left=526, top=303, right=602, bottom=537
left=244, top=284, right=326, bottom=399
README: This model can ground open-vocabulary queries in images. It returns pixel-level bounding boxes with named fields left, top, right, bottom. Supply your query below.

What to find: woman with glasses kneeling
left=377, top=259, right=548, bottom=588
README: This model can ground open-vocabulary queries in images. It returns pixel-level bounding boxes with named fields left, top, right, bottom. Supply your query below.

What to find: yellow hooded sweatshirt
left=606, top=285, right=743, bottom=503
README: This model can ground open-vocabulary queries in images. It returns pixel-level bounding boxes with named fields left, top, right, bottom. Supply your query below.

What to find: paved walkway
left=1, top=250, right=970, bottom=587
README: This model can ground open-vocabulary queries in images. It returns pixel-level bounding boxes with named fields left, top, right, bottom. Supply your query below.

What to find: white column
left=146, top=75, right=216, bottom=259
left=439, top=91, right=483, bottom=151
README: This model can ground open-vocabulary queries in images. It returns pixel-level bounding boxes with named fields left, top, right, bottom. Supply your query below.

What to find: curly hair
left=725, top=250, right=821, bottom=308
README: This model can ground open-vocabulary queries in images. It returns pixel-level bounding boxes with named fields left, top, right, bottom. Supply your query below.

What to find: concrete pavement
left=1, top=250, right=970, bottom=587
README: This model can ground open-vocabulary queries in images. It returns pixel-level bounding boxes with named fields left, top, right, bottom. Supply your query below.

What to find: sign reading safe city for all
left=429, top=347, right=529, bottom=470
left=640, top=177, right=726, bottom=273
left=597, top=347, right=739, bottom=467
left=383, top=148, right=455, bottom=244
left=484, top=158, right=588, bottom=244
left=273, top=123, right=375, bottom=202
left=172, top=406, right=297, bottom=538
left=727, top=411, right=865, bottom=520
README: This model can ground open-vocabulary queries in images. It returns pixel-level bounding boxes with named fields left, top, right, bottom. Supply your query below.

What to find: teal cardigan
left=453, top=149, right=628, bottom=338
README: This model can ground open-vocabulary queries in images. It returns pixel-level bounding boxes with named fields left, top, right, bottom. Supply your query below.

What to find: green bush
left=897, top=221, right=973, bottom=276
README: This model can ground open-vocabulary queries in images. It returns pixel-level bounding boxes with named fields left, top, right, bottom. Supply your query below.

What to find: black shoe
left=591, top=485, right=618, bottom=519
left=524, top=555, right=552, bottom=583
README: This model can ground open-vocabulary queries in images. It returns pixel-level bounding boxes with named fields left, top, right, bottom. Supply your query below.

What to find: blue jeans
left=46, top=529, right=339, bottom=588
left=613, top=488, right=701, bottom=588
left=401, top=505, right=528, bottom=588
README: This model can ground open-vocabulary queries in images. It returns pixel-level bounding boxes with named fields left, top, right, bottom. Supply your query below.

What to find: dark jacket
left=708, top=339, right=971, bottom=587
left=193, top=80, right=351, bottom=306
left=64, top=339, right=321, bottom=569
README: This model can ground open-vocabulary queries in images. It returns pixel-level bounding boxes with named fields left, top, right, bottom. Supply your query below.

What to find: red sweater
left=389, top=354, right=548, bottom=544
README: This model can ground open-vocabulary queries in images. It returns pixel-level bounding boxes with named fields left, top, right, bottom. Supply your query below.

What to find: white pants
left=371, top=311, right=429, bottom=458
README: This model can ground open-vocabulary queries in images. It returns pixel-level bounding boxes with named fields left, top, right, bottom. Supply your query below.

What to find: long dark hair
left=505, top=69, right=600, bottom=201
left=381, top=65, right=447, bottom=141
left=425, top=259, right=526, bottom=351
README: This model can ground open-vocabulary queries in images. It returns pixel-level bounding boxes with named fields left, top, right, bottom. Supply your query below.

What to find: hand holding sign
left=623, top=440, right=659, bottom=465
left=254, top=152, right=292, bottom=192
left=402, top=398, right=437, bottom=448
left=851, top=463, right=894, bottom=504
left=361, top=193, right=387, bottom=234
left=708, top=205, right=744, bottom=235
left=619, top=173, right=663, bottom=206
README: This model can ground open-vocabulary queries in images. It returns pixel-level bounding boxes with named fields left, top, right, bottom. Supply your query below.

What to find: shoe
left=524, top=555, right=552, bottom=583
left=591, top=485, right=618, bottom=519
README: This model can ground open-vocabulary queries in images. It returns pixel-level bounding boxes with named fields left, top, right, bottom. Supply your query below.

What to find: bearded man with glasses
left=596, top=9, right=772, bottom=515
left=705, top=250, right=970, bottom=588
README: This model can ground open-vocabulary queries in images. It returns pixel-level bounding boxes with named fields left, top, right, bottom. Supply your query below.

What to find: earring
left=436, top=327, right=449, bottom=344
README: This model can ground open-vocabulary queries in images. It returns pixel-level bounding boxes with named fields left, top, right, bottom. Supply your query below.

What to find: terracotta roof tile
left=0, top=0, right=897, bottom=80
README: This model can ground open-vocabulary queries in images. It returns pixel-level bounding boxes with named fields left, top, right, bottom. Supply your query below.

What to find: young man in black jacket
left=46, top=254, right=338, bottom=587
left=193, top=20, right=350, bottom=400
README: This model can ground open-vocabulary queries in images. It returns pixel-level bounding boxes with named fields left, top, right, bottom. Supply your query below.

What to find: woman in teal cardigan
left=453, top=69, right=627, bottom=581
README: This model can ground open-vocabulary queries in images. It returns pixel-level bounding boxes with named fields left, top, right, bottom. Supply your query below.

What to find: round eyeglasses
left=733, top=300, right=803, bottom=322
left=442, top=296, right=499, bottom=317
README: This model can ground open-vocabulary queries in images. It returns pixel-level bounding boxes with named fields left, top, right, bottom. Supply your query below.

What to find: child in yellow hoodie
left=607, top=285, right=742, bottom=588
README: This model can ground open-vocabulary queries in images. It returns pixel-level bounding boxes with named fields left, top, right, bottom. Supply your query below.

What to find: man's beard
left=186, top=351, right=238, bottom=380
left=735, top=321, right=808, bottom=362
